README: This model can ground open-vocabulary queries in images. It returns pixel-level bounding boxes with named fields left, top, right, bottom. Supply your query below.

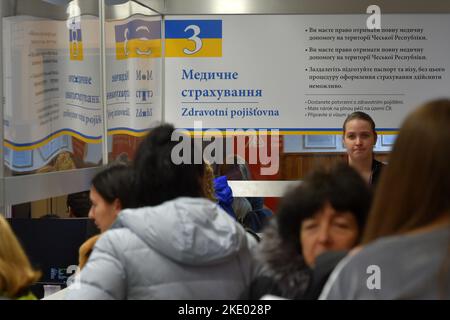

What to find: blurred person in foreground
left=321, top=99, right=450, bottom=299
left=0, top=216, right=41, bottom=300
left=79, top=163, right=135, bottom=269
left=243, top=163, right=371, bottom=299
left=67, top=124, right=257, bottom=299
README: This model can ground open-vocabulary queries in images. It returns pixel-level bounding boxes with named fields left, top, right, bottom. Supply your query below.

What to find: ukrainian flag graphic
left=115, top=20, right=161, bottom=60
left=69, top=27, right=83, bottom=60
left=165, top=20, right=222, bottom=57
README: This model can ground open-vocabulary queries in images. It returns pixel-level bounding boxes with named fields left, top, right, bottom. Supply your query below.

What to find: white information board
left=164, top=15, right=450, bottom=133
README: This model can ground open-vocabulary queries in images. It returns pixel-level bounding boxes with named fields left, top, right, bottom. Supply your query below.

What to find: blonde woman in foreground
left=0, top=216, right=41, bottom=300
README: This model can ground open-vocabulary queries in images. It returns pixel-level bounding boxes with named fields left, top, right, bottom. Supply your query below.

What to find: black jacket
left=371, top=159, right=385, bottom=187
left=241, top=222, right=310, bottom=300
left=241, top=222, right=348, bottom=300
left=302, top=250, right=348, bottom=300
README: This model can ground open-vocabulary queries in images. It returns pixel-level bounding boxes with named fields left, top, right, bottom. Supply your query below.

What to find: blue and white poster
left=164, top=15, right=450, bottom=134
left=105, top=15, right=162, bottom=137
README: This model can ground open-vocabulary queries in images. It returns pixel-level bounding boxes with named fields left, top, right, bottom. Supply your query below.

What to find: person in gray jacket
left=321, top=99, right=450, bottom=300
left=66, top=124, right=257, bottom=300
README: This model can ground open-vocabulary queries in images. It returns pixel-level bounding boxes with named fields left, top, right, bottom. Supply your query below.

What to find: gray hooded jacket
left=320, top=225, right=450, bottom=300
left=66, top=197, right=257, bottom=300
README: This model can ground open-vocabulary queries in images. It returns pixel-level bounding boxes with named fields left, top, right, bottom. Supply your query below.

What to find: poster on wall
left=2, top=15, right=101, bottom=172
left=164, top=15, right=450, bottom=134
left=2, top=14, right=163, bottom=171
left=105, top=15, right=162, bottom=161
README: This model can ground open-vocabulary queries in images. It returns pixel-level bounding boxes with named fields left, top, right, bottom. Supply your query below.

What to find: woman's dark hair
left=277, top=163, right=372, bottom=254
left=343, top=111, right=377, bottom=142
left=91, top=163, right=135, bottom=209
left=67, top=191, right=91, bottom=217
left=133, top=124, right=205, bottom=207
left=215, top=155, right=252, bottom=181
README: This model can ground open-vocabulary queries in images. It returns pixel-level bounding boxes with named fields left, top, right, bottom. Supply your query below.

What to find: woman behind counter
left=343, top=111, right=385, bottom=187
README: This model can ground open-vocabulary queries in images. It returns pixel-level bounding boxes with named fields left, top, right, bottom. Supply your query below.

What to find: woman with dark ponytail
left=68, top=124, right=256, bottom=300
